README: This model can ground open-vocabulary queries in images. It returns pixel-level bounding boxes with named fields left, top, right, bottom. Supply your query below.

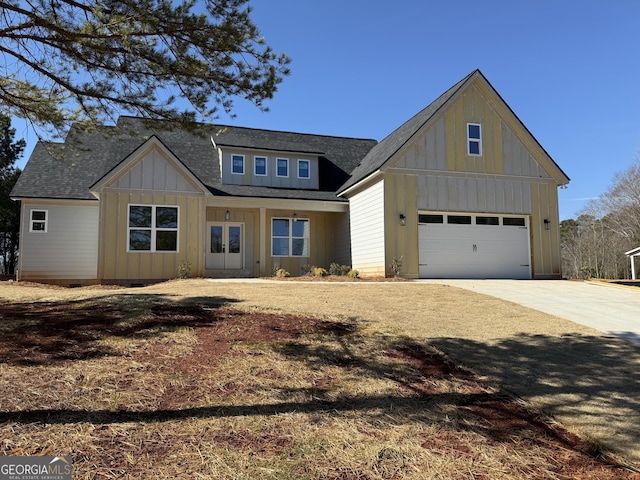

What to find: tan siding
left=529, top=184, right=561, bottom=278
left=99, top=191, right=203, bottom=282
left=205, top=207, right=260, bottom=276
left=501, top=124, right=553, bottom=178
left=333, top=212, right=352, bottom=266
left=261, top=209, right=338, bottom=276
left=384, top=174, right=418, bottom=278
left=442, top=85, right=505, bottom=176
left=114, top=147, right=200, bottom=192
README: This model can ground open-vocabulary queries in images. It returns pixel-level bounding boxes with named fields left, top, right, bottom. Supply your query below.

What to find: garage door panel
left=419, top=214, right=530, bottom=279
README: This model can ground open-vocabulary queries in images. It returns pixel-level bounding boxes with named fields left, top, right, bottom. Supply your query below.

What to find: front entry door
left=206, top=223, right=243, bottom=270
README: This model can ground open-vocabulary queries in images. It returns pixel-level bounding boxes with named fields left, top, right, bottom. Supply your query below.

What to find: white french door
left=206, top=223, right=243, bottom=270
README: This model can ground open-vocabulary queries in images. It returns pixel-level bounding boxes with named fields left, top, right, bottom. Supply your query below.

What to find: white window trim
left=276, top=158, right=289, bottom=178
left=297, top=159, right=310, bottom=179
left=254, top=156, right=268, bottom=176
left=271, top=217, right=310, bottom=257
left=127, top=204, right=180, bottom=253
left=231, top=154, right=245, bottom=175
left=467, top=123, right=482, bottom=156
left=29, top=209, right=48, bottom=233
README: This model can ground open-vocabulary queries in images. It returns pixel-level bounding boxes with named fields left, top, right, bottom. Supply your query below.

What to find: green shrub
left=579, top=265, right=596, bottom=280
left=177, top=260, right=192, bottom=279
left=314, top=267, right=328, bottom=277
left=347, top=269, right=360, bottom=279
left=272, top=262, right=282, bottom=277
left=390, top=256, right=403, bottom=276
left=276, top=268, right=290, bottom=278
left=329, top=262, right=352, bottom=276
left=301, top=264, right=315, bottom=276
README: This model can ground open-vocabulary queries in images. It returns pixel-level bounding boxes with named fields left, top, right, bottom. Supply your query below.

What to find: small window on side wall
left=467, top=123, right=482, bottom=156
left=30, top=210, right=47, bottom=232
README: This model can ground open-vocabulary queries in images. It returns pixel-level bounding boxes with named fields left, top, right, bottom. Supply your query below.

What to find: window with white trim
left=254, top=156, right=267, bottom=176
left=272, top=218, right=309, bottom=257
left=298, top=159, right=310, bottom=179
left=30, top=209, right=47, bottom=232
left=467, top=123, right=482, bottom=156
left=276, top=158, right=289, bottom=177
left=128, top=205, right=179, bottom=252
left=231, top=154, right=245, bottom=174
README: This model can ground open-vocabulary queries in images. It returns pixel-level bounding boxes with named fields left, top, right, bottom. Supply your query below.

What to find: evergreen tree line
left=0, top=116, right=24, bottom=275
left=561, top=158, right=640, bottom=279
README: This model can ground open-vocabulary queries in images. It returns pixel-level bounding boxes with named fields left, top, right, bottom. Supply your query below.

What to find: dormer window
left=467, top=123, right=482, bottom=156
left=276, top=158, right=289, bottom=177
left=254, top=156, right=267, bottom=176
left=298, top=159, right=310, bottom=179
left=232, top=154, right=245, bottom=174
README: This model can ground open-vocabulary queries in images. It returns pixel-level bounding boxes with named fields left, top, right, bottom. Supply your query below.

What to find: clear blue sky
left=13, top=0, right=640, bottom=220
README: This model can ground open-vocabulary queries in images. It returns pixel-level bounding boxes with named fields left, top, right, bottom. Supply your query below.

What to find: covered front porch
left=203, top=198, right=351, bottom=278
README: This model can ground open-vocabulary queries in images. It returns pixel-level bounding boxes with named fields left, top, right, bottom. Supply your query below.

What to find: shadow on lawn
left=0, top=330, right=625, bottom=469
left=2, top=299, right=640, bottom=470
left=430, top=333, right=640, bottom=463
left=0, top=294, right=239, bottom=365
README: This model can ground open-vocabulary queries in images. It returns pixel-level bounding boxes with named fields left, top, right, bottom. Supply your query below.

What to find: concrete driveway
left=423, top=280, right=640, bottom=344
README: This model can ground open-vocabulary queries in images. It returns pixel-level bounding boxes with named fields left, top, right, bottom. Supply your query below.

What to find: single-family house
left=11, top=69, right=569, bottom=285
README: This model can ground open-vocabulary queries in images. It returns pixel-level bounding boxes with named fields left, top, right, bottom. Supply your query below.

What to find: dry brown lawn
left=1, top=278, right=639, bottom=479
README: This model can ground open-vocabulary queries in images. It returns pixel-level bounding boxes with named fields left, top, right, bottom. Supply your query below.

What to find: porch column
left=260, top=207, right=266, bottom=276
left=632, top=255, right=637, bottom=280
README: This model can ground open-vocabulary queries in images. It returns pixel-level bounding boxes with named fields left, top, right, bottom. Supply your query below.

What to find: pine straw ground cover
left=0, top=280, right=638, bottom=479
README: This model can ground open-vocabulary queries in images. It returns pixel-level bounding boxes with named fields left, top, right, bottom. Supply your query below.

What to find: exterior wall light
left=225, top=210, right=230, bottom=221
left=399, top=214, right=406, bottom=226
left=543, top=219, right=550, bottom=230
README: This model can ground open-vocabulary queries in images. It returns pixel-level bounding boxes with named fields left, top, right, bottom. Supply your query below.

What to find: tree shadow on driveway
left=430, top=333, right=640, bottom=465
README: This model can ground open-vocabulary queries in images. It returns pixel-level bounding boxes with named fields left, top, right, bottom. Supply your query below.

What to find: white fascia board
left=337, top=171, right=383, bottom=198
left=11, top=197, right=98, bottom=206
left=205, top=196, right=348, bottom=213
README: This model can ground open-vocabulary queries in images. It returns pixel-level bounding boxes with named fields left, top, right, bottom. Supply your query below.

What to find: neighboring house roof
left=337, top=69, right=570, bottom=195
left=11, top=116, right=378, bottom=203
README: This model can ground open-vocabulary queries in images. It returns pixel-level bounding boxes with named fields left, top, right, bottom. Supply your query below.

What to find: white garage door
left=418, top=213, right=531, bottom=279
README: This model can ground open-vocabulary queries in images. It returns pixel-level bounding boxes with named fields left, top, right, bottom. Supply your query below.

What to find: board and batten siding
left=265, top=209, right=337, bottom=276
left=381, top=77, right=564, bottom=279
left=416, top=175, right=532, bottom=214
left=349, top=180, right=386, bottom=276
left=19, top=202, right=99, bottom=282
left=98, top=192, right=203, bottom=283
left=220, top=148, right=319, bottom=190
left=333, top=212, right=352, bottom=267
left=113, top=146, right=203, bottom=193
left=95, top=140, right=208, bottom=283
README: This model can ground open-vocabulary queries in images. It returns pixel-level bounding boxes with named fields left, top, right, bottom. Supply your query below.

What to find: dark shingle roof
left=12, top=117, right=377, bottom=202
left=337, top=70, right=476, bottom=194
left=338, top=68, right=570, bottom=192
